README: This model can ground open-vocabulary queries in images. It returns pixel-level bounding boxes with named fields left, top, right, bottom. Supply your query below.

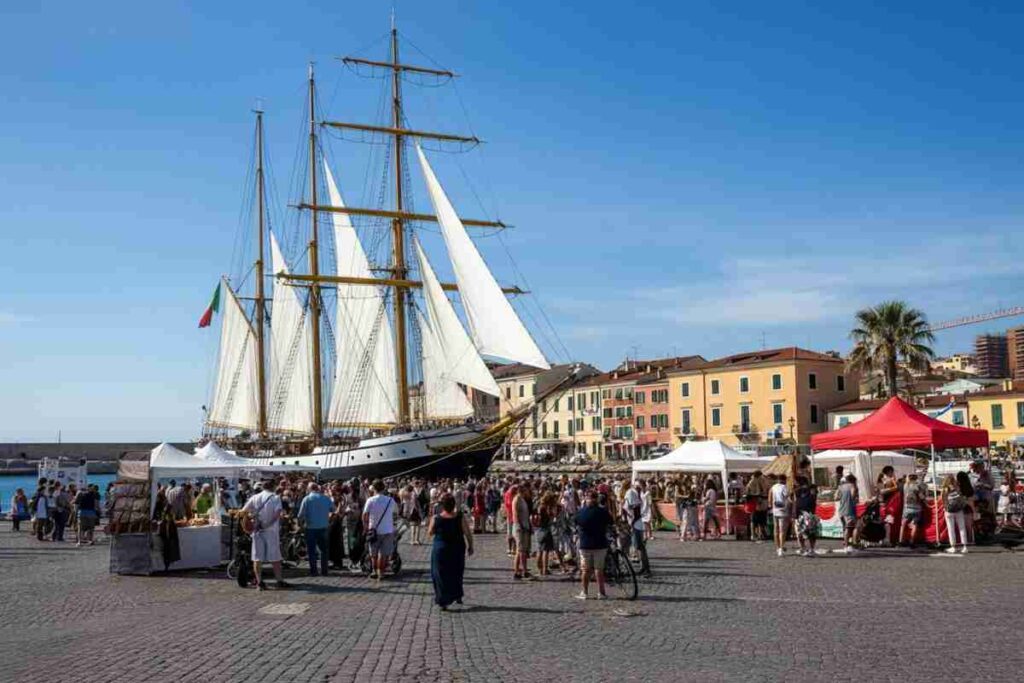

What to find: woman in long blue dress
left=428, top=493, right=474, bottom=610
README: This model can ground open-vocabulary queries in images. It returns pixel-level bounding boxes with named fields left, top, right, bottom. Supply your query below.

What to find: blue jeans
left=305, top=528, right=328, bottom=574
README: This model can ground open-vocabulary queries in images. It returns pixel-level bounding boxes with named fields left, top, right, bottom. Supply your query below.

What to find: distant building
left=828, top=395, right=969, bottom=431
left=975, top=333, right=1009, bottom=379
left=932, top=353, right=977, bottom=375
left=1009, top=327, right=1024, bottom=380
left=935, top=377, right=1003, bottom=396
left=965, top=379, right=1024, bottom=446
left=666, top=347, right=857, bottom=447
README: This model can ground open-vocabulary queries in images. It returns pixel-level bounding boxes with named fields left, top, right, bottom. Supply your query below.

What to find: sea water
left=0, top=473, right=117, bottom=510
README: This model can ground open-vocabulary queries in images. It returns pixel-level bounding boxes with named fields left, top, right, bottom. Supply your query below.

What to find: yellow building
left=666, top=347, right=857, bottom=447
left=966, top=380, right=1024, bottom=446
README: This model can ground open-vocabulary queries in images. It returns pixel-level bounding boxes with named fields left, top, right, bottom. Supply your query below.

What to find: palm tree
left=847, top=300, right=935, bottom=398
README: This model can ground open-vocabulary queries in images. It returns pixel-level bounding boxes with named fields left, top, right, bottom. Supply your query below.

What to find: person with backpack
left=769, top=475, right=791, bottom=557
left=941, top=475, right=969, bottom=554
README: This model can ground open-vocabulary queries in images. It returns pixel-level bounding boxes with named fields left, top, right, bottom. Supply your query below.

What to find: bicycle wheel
left=604, top=550, right=639, bottom=601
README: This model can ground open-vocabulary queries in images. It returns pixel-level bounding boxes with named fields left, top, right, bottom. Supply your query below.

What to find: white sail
left=414, top=238, right=500, bottom=396
left=415, top=145, right=550, bottom=369
left=269, top=232, right=315, bottom=434
left=416, top=309, right=475, bottom=420
left=207, top=282, right=260, bottom=431
left=323, top=163, right=399, bottom=427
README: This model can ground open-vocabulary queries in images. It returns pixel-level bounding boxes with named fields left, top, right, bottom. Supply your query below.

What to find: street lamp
left=788, top=416, right=796, bottom=441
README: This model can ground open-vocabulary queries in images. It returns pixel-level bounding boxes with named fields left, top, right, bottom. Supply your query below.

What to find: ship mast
left=307, top=64, right=325, bottom=439
left=389, top=26, right=411, bottom=425
left=287, top=26, right=522, bottom=429
left=254, top=109, right=268, bottom=437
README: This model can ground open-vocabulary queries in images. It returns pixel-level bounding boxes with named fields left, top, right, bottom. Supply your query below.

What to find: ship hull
left=254, top=424, right=505, bottom=481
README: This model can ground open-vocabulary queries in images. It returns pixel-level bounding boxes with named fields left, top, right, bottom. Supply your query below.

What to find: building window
left=567, top=396, right=574, bottom=411
left=553, top=421, right=560, bottom=437
left=506, top=387, right=511, bottom=400
left=711, top=407, right=721, bottom=427
left=740, top=405, right=751, bottom=432
left=601, top=389, right=610, bottom=399
left=518, top=385, right=524, bottom=398
left=653, top=389, right=668, bottom=403
left=567, top=420, right=574, bottom=436
left=592, top=416, right=601, bottom=430
left=838, top=416, right=850, bottom=428
left=591, top=391, right=599, bottom=405
left=555, top=398, right=561, bottom=412
left=836, top=375, right=846, bottom=392
left=710, top=379, right=720, bottom=395
left=603, top=408, right=612, bottom=418
left=577, top=394, right=585, bottom=410
left=810, top=404, right=819, bottom=424
left=681, top=382, right=690, bottom=398
left=636, top=416, right=645, bottom=429
left=575, top=417, right=584, bottom=431
left=542, top=400, right=547, bottom=412
left=681, top=409, right=691, bottom=434
left=992, top=404, right=1004, bottom=428
left=771, top=374, right=782, bottom=391
left=739, top=376, right=749, bottom=393
left=772, top=403, right=783, bottom=425
left=519, top=425, right=525, bottom=439
left=635, top=392, right=645, bottom=404
left=952, top=410, right=965, bottom=426
left=809, top=373, right=817, bottom=390
left=532, top=383, right=536, bottom=395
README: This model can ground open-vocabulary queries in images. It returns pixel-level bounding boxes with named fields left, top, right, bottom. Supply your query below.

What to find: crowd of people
left=11, top=457, right=1021, bottom=608
left=8, top=478, right=107, bottom=545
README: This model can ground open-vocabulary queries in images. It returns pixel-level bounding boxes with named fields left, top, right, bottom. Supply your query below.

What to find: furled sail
left=206, top=281, right=260, bottom=431
left=414, top=238, right=500, bottom=396
left=323, top=162, right=399, bottom=427
left=416, top=309, right=475, bottom=420
left=268, top=232, right=315, bottom=434
left=415, top=145, right=550, bottom=370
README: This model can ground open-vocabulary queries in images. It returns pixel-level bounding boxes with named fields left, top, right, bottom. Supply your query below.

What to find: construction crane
left=928, top=306, right=1024, bottom=332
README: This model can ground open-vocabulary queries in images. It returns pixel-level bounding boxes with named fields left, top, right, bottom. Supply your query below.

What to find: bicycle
left=602, top=536, right=639, bottom=601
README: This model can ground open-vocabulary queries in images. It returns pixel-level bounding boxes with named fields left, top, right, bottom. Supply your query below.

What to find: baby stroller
left=359, top=519, right=407, bottom=576
left=856, top=500, right=887, bottom=544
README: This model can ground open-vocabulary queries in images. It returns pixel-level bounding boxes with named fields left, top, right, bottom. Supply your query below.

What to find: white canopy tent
left=811, top=450, right=916, bottom=502
left=193, top=442, right=319, bottom=474
left=631, top=440, right=768, bottom=534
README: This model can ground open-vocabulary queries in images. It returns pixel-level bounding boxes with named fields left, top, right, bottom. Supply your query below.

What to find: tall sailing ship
left=202, top=26, right=582, bottom=480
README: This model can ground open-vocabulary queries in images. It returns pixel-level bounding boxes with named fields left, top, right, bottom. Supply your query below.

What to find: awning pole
left=930, top=443, right=940, bottom=547
left=723, top=466, right=731, bottom=538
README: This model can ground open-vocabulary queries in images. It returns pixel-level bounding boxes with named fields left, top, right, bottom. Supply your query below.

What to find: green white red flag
left=198, top=283, right=221, bottom=328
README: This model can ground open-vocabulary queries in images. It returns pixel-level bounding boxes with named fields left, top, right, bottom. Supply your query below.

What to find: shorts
left=579, top=548, right=607, bottom=573
left=752, top=510, right=768, bottom=526
left=78, top=514, right=97, bottom=532
left=902, top=509, right=923, bottom=525
left=370, top=532, right=395, bottom=558
left=514, top=529, right=532, bottom=553
left=252, top=528, right=283, bottom=563
left=772, top=509, right=789, bottom=520
left=841, top=515, right=857, bottom=530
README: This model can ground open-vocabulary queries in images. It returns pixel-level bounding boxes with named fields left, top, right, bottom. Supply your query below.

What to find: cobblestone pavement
left=2, top=527, right=1024, bottom=683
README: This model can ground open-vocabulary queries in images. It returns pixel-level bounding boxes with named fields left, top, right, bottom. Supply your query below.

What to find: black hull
left=317, top=444, right=499, bottom=482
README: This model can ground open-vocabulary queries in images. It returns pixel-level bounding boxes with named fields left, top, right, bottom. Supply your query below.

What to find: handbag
left=366, top=496, right=392, bottom=544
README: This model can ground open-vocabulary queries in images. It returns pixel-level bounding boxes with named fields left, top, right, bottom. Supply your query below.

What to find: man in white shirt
left=622, top=480, right=652, bottom=577
left=242, top=480, right=289, bottom=591
left=362, top=480, right=396, bottom=580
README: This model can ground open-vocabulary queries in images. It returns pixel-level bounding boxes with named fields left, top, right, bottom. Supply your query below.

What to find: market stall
left=633, top=440, right=768, bottom=535
left=809, top=397, right=989, bottom=544
left=109, top=442, right=317, bottom=575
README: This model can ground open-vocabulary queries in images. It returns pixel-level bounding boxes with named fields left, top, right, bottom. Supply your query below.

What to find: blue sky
left=3, top=1, right=1024, bottom=441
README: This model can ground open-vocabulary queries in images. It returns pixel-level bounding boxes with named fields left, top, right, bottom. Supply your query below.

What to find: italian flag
left=197, top=283, right=221, bottom=328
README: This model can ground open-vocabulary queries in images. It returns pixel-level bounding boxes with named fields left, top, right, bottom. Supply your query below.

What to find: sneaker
left=513, top=573, right=523, bottom=580
left=806, top=549, right=816, bottom=557
left=256, top=583, right=266, bottom=592
left=960, top=546, right=968, bottom=554
left=776, top=548, right=784, bottom=557
left=596, top=593, right=608, bottom=600
left=945, top=547, right=958, bottom=554
left=574, top=592, right=588, bottom=600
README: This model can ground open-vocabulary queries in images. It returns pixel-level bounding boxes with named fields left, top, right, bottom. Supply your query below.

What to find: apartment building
left=965, top=380, right=1024, bottom=446
left=666, top=347, right=857, bottom=447
left=975, top=333, right=1009, bottom=379
left=633, top=376, right=673, bottom=456
left=828, top=395, right=970, bottom=431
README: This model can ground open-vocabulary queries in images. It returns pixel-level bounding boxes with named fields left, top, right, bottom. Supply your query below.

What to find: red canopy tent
left=810, top=396, right=989, bottom=544
left=810, top=396, right=989, bottom=451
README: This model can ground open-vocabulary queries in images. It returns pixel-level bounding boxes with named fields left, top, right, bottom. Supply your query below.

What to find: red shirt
left=503, top=488, right=516, bottom=516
